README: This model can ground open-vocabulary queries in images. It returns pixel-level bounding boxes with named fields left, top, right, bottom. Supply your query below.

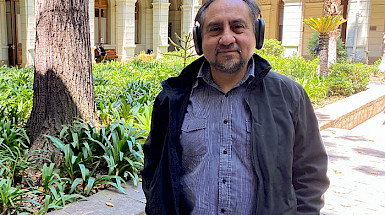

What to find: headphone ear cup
left=193, top=25, right=203, bottom=55
left=255, top=18, right=265, bottom=50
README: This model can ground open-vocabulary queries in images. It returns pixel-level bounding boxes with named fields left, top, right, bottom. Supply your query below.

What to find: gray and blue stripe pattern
left=180, top=59, right=258, bottom=215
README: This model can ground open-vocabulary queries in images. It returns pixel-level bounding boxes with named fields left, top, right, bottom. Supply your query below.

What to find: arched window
left=135, top=2, right=139, bottom=44
left=95, top=0, right=109, bottom=44
left=5, top=0, right=22, bottom=66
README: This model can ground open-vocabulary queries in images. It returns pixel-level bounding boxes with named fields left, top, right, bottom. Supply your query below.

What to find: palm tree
left=324, top=0, right=342, bottom=66
left=304, top=16, right=346, bottom=76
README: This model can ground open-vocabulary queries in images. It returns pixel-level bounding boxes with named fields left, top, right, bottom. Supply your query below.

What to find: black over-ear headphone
left=193, top=17, right=265, bottom=55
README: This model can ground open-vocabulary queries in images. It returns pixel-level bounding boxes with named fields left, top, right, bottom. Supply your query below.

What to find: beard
left=209, top=45, right=250, bottom=74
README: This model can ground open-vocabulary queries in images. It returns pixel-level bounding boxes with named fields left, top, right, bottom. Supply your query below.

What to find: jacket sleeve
left=292, top=88, right=330, bottom=214
left=141, top=93, right=169, bottom=200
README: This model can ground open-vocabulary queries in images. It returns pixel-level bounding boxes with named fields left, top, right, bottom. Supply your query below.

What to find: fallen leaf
left=37, top=187, right=44, bottom=192
left=357, top=151, right=362, bottom=154
left=106, top=202, right=114, bottom=207
left=333, top=170, right=342, bottom=174
left=370, top=172, right=378, bottom=175
left=135, top=190, right=140, bottom=193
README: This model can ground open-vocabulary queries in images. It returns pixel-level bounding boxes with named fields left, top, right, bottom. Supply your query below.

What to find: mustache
left=215, top=44, right=241, bottom=55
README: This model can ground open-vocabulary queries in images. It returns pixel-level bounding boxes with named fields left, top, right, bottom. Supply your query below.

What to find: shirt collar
left=193, top=58, right=255, bottom=90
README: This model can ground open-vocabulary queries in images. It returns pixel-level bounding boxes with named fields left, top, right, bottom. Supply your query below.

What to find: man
left=141, top=0, right=329, bottom=214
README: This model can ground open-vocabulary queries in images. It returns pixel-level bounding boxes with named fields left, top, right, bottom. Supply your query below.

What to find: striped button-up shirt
left=180, top=59, right=257, bottom=214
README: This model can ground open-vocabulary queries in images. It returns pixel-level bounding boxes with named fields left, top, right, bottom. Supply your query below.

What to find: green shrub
left=328, top=62, right=373, bottom=96
left=0, top=66, right=33, bottom=125
left=256, top=39, right=285, bottom=57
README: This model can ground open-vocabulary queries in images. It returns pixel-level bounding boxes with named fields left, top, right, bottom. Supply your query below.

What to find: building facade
left=1, top=0, right=384, bottom=67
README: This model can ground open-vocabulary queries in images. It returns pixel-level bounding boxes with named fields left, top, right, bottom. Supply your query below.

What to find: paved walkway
left=321, top=112, right=385, bottom=215
left=49, top=181, right=146, bottom=215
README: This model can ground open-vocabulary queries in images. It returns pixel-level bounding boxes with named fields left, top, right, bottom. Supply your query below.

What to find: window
left=95, top=0, right=109, bottom=44
left=6, top=0, right=22, bottom=66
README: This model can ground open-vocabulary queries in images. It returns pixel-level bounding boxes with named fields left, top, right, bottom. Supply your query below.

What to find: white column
left=180, top=0, right=200, bottom=36
left=281, top=0, right=304, bottom=57
left=152, top=0, right=170, bottom=58
left=20, top=0, right=35, bottom=66
left=145, top=8, right=153, bottom=51
left=116, top=0, right=137, bottom=61
left=345, top=0, right=371, bottom=62
left=136, top=1, right=153, bottom=54
left=0, top=0, right=8, bottom=65
left=89, top=0, right=95, bottom=62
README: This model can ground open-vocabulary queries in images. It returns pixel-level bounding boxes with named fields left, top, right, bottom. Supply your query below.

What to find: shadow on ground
left=353, top=147, right=385, bottom=159
left=353, top=165, right=385, bottom=176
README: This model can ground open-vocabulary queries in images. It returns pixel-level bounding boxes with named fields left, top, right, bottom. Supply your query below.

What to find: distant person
left=95, top=43, right=106, bottom=63
left=313, top=45, right=320, bottom=56
left=142, top=0, right=329, bottom=214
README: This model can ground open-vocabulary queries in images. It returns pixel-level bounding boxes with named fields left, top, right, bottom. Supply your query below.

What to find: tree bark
left=319, top=33, right=330, bottom=76
left=26, top=0, right=99, bottom=159
left=379, top=32, right=385, bottom=73
left=325, top=0, right=341, bottom=66
left=328, top=29, right=339, bottom=66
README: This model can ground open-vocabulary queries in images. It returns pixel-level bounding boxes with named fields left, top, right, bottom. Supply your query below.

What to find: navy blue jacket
left=142, top=54, right=329, bottom=215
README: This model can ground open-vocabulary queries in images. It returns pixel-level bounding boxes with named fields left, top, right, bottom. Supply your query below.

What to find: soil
left=313, top=95, right=346, bottom=110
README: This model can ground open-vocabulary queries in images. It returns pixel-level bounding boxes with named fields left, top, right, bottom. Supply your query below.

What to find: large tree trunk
left=319, top=33, right=330, bottom=76
left=26, top=0, right=99, bottom=159
left=328, top=29, right=339, bottom=66
left=325, top=0, right=342, bottom=66
left=379, top=32, right=385, bottom=73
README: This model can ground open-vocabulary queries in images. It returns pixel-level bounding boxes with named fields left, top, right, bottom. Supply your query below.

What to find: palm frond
left=304, top=16, right=346, bottom=33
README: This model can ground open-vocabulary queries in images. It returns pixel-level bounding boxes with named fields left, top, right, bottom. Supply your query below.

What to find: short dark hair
left=195, top=0, right=261, bottom=31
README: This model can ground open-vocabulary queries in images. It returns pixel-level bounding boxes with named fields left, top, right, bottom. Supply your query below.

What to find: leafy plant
left=134, top=51, right=154, bottom=62
left=163, top=32, right=196, bottom=67
left=91, top=120, right=144, bottom=186
left=0, top=144, right=33, bottom=186
left=69, top=164, right=126, bottom=195
left=0, top=118, right=29, bottom=148
left=328, top=62, right=373, bottom=96
left=0, top=119, right=32, bottom=185
left=45, top=119, right=144, bottom=192
left=255, top=39, right=285, bottom=57
left=0, top=66, right=33, bottom=125
left=134, top=105, right=152, bottom=139
left=37, top=183, right=86, bottom=214
left=0, top=177, right=40, bottom=214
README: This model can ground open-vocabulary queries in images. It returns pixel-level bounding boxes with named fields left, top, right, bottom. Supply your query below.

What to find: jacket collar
left=161, top=53, right=272, bottom=92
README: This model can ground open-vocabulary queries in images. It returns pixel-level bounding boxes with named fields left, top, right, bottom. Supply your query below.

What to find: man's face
left=201, top=0, right=256, bottom=74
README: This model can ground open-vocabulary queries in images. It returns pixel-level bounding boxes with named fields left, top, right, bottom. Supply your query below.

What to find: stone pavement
left=48, top=181, right=146, bottom=215
left=321, top=112, right=385, bottom=215
left=49, top=82, right=385, bottom=215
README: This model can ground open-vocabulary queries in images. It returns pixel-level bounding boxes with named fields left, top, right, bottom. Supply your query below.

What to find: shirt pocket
left=180, top=117, right=208, bottom=173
